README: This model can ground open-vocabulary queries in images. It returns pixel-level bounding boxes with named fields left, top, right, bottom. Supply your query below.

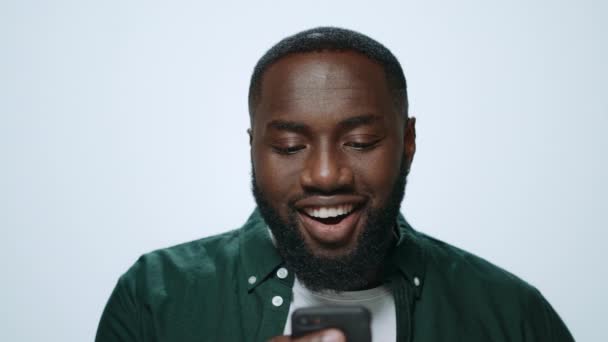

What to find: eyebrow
left=266, top=119, right=309, bottom=134
left=339, top=114, right=382, bottom=129
left=265, top=114, right=382, bottom=133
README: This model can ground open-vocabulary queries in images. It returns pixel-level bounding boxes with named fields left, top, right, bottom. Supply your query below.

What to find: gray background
left=1, top=0, right=606, bottom=341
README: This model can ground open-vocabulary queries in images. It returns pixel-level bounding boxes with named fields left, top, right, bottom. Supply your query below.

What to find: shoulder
left=412, top=230, right=573, bottom=340
left=118, top=228, right=244, bottom=298
left=135, top=229, right=241, bottom=272
left=417, top=231, right=528, bottom=288
left=412, top=229, right=545, bottom=312
left=116, top=210, right=270, bottom=297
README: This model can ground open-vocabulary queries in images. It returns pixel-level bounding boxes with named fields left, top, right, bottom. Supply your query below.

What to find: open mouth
left=296, top=202, right=365, bottom=246
left=301, top=204, right=358, bottom=225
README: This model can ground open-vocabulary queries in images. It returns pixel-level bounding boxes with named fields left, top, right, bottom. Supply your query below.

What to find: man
left=96, top=27, right=574, bottom=342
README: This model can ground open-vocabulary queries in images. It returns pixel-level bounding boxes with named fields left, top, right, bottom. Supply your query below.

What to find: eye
left=272, top=145, right=306, bottom=155
left=344, top=140, right=380, bottom=151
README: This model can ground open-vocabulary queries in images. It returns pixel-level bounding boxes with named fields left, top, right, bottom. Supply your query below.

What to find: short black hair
left=248, top=26, right=408, bottom=120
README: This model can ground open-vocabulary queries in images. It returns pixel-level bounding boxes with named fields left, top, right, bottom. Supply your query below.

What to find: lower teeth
left=312, top=213, right=349, bottom=225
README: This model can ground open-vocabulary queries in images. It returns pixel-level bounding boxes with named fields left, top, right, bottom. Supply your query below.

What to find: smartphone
left=291, top=305, right=372, bottom=342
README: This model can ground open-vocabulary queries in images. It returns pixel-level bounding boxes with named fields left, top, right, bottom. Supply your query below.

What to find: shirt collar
left=239, top=208, right=427, bottom=296
left=391, top=213, right=427, bottom=298
left=239, top=208, right=285, bottom=292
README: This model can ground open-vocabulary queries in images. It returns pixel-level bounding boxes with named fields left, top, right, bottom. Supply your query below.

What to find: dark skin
left=249, top=51, right=416, bottom=341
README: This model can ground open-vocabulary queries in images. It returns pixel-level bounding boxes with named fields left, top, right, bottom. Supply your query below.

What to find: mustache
left=286, top=189, right=365, bottom=206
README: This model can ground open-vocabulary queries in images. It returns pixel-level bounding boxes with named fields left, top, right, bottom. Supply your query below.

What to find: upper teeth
left=304, top=204, right=355, bottom=219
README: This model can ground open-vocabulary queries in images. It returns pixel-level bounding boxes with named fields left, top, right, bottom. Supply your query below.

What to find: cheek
left=350, top=147, right=403, bottom=200
left=253, top=149, right=303, bottom=202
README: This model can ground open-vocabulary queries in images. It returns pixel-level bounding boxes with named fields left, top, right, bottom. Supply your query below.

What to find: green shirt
left=96, top=209, right=574, bottom=341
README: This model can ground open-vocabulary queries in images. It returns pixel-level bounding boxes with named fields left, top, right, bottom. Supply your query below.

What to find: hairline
left=248, top=49, right=407, bottom=125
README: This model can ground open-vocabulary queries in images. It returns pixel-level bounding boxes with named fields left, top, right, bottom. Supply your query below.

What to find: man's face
left=250, top=51, right=416, bottom=291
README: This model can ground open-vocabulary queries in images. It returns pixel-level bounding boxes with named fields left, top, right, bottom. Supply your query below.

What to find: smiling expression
left=251, top=50, right=416, bottom=262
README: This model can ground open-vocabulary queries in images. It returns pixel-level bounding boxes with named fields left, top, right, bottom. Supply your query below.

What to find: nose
left=299, top=143, right=354, bottom=193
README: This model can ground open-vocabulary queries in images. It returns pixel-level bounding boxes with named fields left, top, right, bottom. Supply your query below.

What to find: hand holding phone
left=291, top=306, right=371, bottom=342
left=267, top=328, right=345, bottom=342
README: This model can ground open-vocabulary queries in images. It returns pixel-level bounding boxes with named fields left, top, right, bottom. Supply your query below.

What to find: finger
left=293, top=328, right=345, bottom=342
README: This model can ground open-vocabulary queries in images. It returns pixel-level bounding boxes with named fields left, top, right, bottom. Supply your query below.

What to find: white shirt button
left=248, top=276, right=257, bottom=285
left=414, top=276, right=420, bottom=287
left=276, top=267, right=288, bottom=279
left=272, top=295, right=284, bottom=307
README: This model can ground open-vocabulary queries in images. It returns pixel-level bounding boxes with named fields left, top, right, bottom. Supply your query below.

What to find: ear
left=403, top=117, right=416, bottom=172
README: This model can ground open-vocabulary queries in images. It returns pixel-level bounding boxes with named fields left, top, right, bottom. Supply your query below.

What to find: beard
left=251, top=160, right=408, bottom=292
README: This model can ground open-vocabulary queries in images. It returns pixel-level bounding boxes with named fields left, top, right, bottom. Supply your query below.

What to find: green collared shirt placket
left=388, top=217, right=426, bottom=342
left=238, top=214, right=296, bottom=341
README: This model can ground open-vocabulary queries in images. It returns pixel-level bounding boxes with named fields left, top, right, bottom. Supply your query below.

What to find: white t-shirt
left=283, top=277, right=396, bottom=342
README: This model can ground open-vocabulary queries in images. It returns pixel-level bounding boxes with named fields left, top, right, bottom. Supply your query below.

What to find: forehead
left=254, top=51, right=395, bottom=124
